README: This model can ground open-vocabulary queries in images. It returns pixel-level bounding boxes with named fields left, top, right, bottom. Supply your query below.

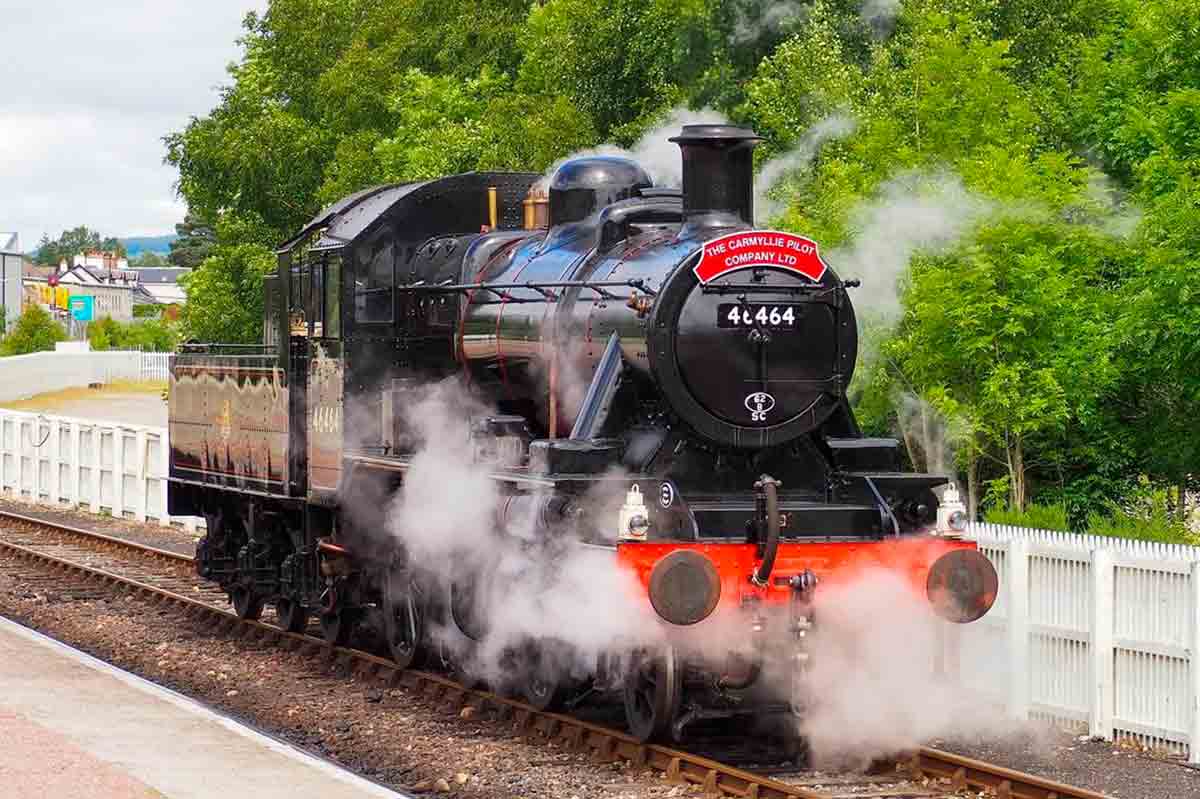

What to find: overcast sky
left=0, top=0, right=268, bottom=251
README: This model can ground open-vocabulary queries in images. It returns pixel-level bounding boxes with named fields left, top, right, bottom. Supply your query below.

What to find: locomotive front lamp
left=619, top=484, right=651, bottom=541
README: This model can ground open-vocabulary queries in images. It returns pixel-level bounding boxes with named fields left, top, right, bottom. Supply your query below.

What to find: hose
left=752, top=475, right=781, bottom=587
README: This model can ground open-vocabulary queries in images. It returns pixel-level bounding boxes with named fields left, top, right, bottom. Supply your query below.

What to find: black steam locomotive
left=169, top=125, right=995, bottom=742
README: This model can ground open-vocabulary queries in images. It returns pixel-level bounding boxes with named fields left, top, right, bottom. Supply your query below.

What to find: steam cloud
left=860, top=0, right=901, bottom=37
left=541, top=106, right=733, bottom=190
left=800, top=568, right=1017, bottom=767
left=386, top=379, right=660, bottom=686
left=831, top=170, right=989, bottom=320
left=731, top=0, right=808, bottom=45
left=754, top=112, right=858, bottom=223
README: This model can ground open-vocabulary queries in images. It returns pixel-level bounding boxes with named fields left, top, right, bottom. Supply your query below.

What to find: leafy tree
left=167, top=212, right=216, bottom=269
left=132, top=250, right=168, bottom=268
left=178, top=244, right=275, bottom=344
left=35, top=226, right=125, bottom=266
left=0, top=305, right=67, bottom=355
left=88, top=316, right=176, bottom=352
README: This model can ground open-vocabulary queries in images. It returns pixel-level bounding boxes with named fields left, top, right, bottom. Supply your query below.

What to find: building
left=60, top=249, right=130, bottom=273
left=134, top=267, right=189, bottom=306
left=52, top=262, right=138, bottom=322
left=0, top=233, right=23, bottom=332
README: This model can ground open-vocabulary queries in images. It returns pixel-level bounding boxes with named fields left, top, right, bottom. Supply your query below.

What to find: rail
left=0, top=509, right=1113, bottom=799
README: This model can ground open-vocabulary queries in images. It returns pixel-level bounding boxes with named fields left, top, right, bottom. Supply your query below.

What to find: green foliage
left=166, top=0, right=1200, bottom=527
left=179, top=244, right=275, bottom=344
left=133, top=305, right=162, bottom=319
left=984, top=502, right=1070, bottom=531
left=168, top=213, right=216, bottom=269
left=132, top=250, right=168, bottom=267
left=35, top=226, right=125, bottom=266
left=0, top=305, right=67, bottom=356
left=1087, top=506, right=1198, bottom=546
left=87, top=317, right=176, bottom=352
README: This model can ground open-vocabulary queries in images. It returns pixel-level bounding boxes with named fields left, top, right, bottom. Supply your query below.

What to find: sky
left=0, top=0, right=268, bottom=252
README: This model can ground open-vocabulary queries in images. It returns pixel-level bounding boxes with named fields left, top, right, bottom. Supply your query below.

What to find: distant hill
left=121, top=235, right=177, bottom=257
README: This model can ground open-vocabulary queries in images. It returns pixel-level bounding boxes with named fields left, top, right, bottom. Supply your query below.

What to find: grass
left=0, top=380, right=168, bottom=413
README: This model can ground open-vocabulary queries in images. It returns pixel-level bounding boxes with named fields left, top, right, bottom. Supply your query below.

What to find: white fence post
left=159, top=432, right=171, bottom=528
left=134, top=430, right=147, bottom=522
left=112, top=426, right=125, bottom=518
left=1090, top=547, right=1115, bottom=740
left=1190, top=561, right=1200, bottom=764
left=89, top=426, right=101, bottom=514
left=1007, top=537, right=1030, bottom=720
left=68, top=422, right=80, bottom=508
left=48, top=419, right=60, bottom=504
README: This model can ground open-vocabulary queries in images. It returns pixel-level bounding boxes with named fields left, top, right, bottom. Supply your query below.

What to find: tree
left=35, top=226, right=125, bottom=266
left=132, top=250, right=168, bottom=268
left=0, top=305, right=67, bottom=356
left=88, top=316, right=177, bottom=352
left=167, top=212, right=216, bottom=270
left=178, top=244, right=275, bottom=344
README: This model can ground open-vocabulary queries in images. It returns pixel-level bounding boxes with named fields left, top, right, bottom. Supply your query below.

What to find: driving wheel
left=623, top=647, right=682, bottom=743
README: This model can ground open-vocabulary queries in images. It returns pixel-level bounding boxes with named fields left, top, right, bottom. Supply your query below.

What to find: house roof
left=135, top=267, right=190, bottom=284
left=22, top=261, right=55, bottom=280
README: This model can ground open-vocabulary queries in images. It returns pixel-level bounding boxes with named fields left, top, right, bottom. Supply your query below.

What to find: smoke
left=754, top=112, right=858, bottom=223
left=895, top=391, right=955, bottom=475
left=1083, top=170, right=1142, bottom=239
left=386, top=379, right=660, bottom=686
left=830, top=170, right=989, bottom=320
left=731, top=0, right=808, bottom=45
left=799, top=566, right=1016, bottom=767
left=541, top=107, right=733, bottom=190
left=860, top=0, right=901, bottom=37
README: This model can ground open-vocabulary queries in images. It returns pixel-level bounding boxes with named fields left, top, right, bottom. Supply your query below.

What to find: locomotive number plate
left=717, top=303, right=804, bottom=329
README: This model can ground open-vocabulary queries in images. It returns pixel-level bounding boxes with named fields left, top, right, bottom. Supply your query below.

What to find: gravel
left=5, top=507, right=1200, bottom=798
left=0, top=557, right=700, bottom=799
left=0, top=498, right=201, bottom=556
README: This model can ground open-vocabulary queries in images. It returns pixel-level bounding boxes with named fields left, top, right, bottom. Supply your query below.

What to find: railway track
left=0, top=509, right=1110, bottom=799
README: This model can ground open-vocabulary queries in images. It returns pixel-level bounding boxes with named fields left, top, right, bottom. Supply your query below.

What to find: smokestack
left=669, top=124, right=762, bottom=228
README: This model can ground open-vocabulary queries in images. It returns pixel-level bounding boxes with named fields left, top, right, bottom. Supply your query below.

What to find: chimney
left=669, top=124, right=762, bottom=229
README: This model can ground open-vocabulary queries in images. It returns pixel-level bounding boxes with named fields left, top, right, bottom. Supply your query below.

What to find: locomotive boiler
left=168, top=124, right=997, bottom=743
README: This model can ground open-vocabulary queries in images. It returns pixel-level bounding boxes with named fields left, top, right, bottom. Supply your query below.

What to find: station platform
left=0, top=616, right=404, bottom=799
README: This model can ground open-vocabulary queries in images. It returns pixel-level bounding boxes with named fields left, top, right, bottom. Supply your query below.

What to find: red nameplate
left=694, top=231, right=826, bottom=284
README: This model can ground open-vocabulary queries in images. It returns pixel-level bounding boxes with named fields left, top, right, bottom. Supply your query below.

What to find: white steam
left=860, top=0, right=901, bottom=37
left=542, top=106, right=733, bottom=189
left=388, top=380, right=659, bottom=685
left=830, top=170, right=989, bottom=319
left=731, top=0, right=807, bottom=45
left=800, top=568, right=1016, bottom=767
left=754, top=112, right=858, bottom=223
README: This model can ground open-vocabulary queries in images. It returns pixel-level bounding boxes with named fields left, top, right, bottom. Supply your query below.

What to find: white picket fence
left=139, top=351, right=172, bottom=381
left=0, top=409, right=203, bottom=532
left=964, top=521, right=1200, bottom=761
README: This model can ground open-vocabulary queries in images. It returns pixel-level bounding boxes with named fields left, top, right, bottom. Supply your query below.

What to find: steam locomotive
left=168, top=124, right=997, bottom=743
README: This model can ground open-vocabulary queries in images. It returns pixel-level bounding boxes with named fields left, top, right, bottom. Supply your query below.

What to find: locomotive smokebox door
left=647, top=235, right=858, bottom=449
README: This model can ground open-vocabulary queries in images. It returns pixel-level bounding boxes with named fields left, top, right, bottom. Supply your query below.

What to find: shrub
left=1086, top=499, right=1199, bottom=546
left=984, top=502, right=1070, bottom=531
left=0, top=304, right=66, bottom=356
left=88, top=316, right=177, bottom=352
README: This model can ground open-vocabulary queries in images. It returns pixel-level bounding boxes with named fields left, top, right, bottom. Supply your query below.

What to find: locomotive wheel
left=623, top=648, right=682, bottom=743
left=383, top=581, right=423, bottom=669
left=274, top=597, right=309, bottom=633
left=520, top=644, right=570, bottom=711
left=320, top=610, right=356, bottom=646
left=523, top=671, right=568, bottom=711
left=230, top=586, right=264, bottom=621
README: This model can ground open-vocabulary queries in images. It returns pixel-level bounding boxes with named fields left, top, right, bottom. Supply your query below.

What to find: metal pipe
left=752, top=475, right=781, bottom=587
left=488, top=187, right=498, bottom=229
